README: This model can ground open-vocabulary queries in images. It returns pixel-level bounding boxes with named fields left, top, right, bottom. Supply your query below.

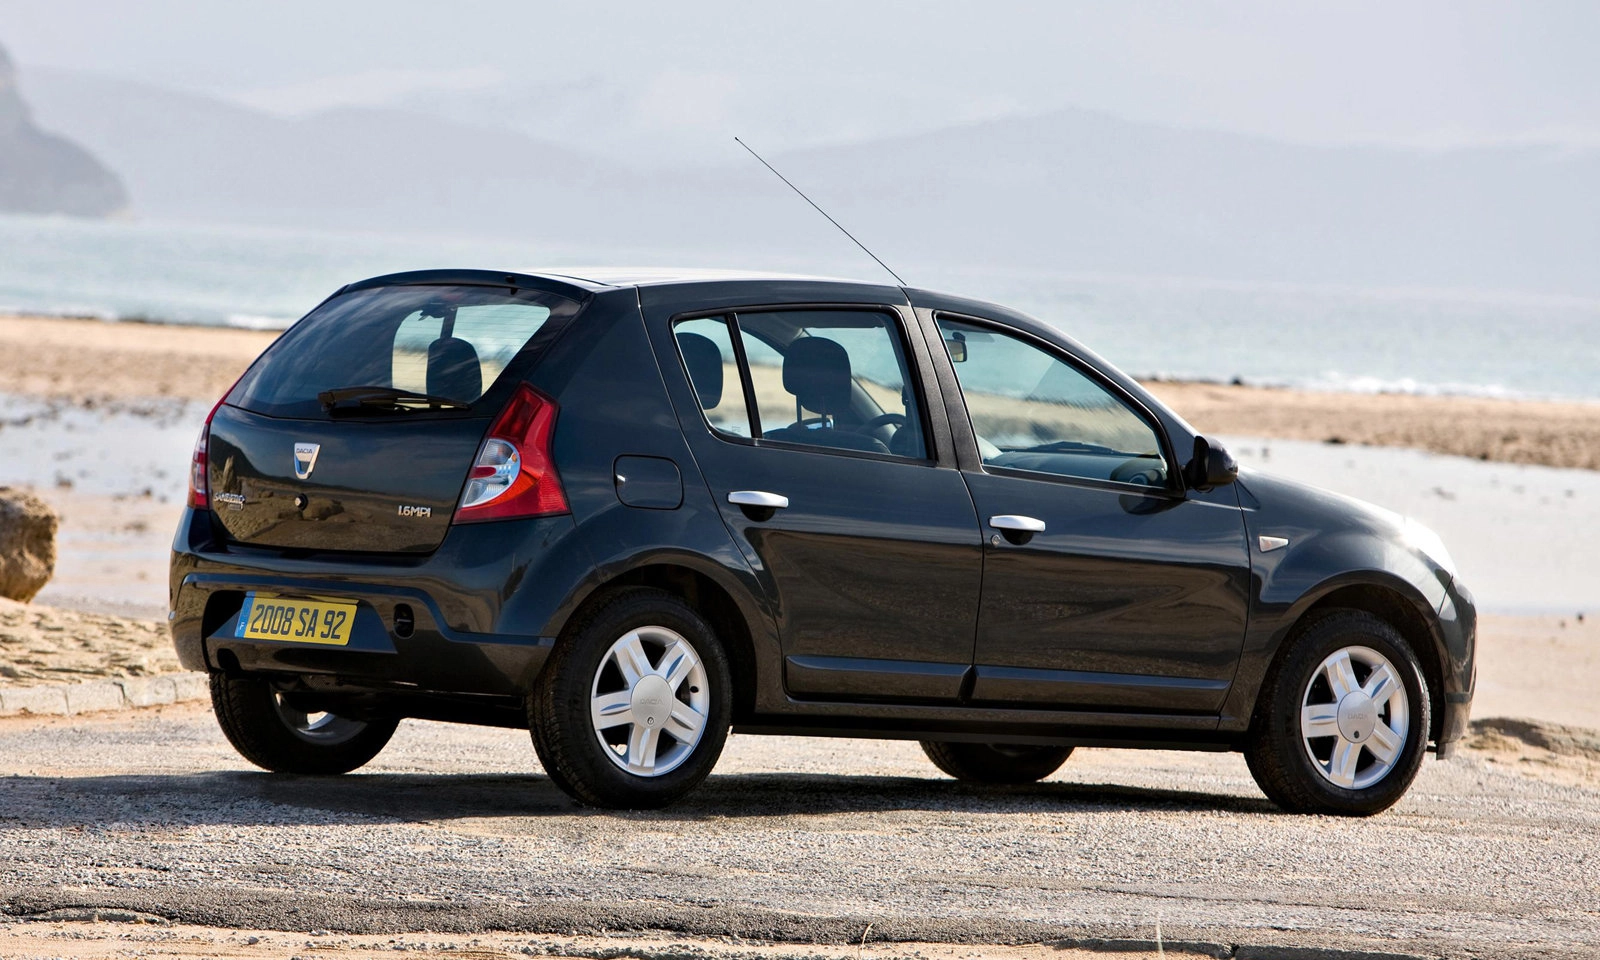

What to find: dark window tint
left=735, top=309, right=927, bottom=460
left=673, top=316, right=753, bottom=438
left=229, top=285, right=579, bottom=418
left=938, top=317, right=1167, bottom=486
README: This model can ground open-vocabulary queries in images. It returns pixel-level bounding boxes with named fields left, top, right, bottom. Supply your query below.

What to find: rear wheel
left=1245, top=610, right=1430, bottom=816
left=209, top=673, right=398, bottom=775
left=530, top=587, right=732, bottom=809
left=921, top=740, right=1075, bottom=784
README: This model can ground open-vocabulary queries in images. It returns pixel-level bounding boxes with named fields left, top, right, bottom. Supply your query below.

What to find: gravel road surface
left=1, top=702, right=1595, bottom=959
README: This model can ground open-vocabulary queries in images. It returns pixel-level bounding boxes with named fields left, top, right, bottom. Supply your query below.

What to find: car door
left=646, top=292, right=983, bottom=703
left=927, top=309, right=1251, bottom=714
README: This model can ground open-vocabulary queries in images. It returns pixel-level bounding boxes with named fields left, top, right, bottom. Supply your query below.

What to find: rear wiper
left=317, top=386, right=470, bottom=414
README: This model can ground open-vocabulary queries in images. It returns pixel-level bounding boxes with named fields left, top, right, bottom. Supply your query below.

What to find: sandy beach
left=1148, top=379, right=1600, bottom=472
left=3, top=313, right=1597, bottom=469
left=0, top=315, right=277, bottom=404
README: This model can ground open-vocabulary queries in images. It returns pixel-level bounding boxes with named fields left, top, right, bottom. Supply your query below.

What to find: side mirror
left=1185, top=436, right=1238, bottom=491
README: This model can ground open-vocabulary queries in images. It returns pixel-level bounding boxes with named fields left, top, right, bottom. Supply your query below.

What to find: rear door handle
left=989, top=515, right=1045, bottom=532
left=729, top=490, right=789, bottom=509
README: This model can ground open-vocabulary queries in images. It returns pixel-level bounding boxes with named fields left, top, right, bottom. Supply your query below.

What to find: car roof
left=346, top=267, right=888, bottom=294
left=529, top=266, right=879, bottom=288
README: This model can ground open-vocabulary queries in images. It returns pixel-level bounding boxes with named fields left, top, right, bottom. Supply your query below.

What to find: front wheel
left=1245, top=610, right=1431, bottom=816
left=921, top=740, right=1075, bottom=784
left=209, top=674, right=399, bottom=775
left=529, top=587, right=732, bottom=809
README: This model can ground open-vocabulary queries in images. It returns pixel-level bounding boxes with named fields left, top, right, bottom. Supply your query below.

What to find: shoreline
left=3, top=312, right=1597, bottom=472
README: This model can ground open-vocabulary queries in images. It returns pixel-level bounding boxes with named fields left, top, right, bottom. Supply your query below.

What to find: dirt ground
left=2, top=701, right=1596, bottom=960
left=0, top=922, right=1227, bottom=960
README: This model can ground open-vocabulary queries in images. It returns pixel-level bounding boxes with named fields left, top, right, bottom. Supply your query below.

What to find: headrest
left=782, top=336, right=853, bottom=416
left=675, top=332, right=724, bottom=409
left=426, top=337, right=482, bottom=400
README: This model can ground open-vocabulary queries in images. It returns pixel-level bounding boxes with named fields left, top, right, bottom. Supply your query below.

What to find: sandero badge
left=170, top=268, right=1475, bottom=815
left=292, top=442, right=320, bottom=480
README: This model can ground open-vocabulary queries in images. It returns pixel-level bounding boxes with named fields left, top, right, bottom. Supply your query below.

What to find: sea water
left=2, top=213, right=1597, bottom=401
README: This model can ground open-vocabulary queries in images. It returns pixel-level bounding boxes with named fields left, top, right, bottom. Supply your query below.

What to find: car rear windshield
left=227, top=284, right=581, bottom=418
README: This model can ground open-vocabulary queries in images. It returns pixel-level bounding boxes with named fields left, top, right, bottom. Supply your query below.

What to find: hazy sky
left=3, top=0, right=1597, bottom=153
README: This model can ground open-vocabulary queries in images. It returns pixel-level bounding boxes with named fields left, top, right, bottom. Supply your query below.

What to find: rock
left=0, top=487, right=58, bottom=602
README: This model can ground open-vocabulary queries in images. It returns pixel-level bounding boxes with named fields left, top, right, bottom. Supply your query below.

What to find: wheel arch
left=1275, top=577, right=1448, bottom=744
left=544, top=555, right=771, bottom=722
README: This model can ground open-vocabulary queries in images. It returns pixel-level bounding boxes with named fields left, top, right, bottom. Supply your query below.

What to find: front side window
left=937, top=317, right=1168, bottom=486
left=672, top=308, right=928, bottom=460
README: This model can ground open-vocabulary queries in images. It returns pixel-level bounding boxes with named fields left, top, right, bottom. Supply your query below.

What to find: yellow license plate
left=235, top=593, right=357, bottom=646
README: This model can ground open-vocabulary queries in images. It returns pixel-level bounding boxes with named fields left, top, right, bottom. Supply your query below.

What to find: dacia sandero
left=170, top=269, right=1475, bottom=814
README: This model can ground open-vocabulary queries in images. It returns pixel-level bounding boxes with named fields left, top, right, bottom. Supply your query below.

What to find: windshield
left=228, top=284, right=580, bottom=418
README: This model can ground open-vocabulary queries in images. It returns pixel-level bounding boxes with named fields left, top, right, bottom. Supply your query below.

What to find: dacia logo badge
left=292, top=442, right=321, bottom=480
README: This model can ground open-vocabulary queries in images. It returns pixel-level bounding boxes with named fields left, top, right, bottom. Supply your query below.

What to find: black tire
left=529, top=587, right=733, bottom=809
left=921, top=740, right=1075, bottom=784
left=1245, top=610, right=1431, bottom=816
left=209, top=673, right=399, bottom=775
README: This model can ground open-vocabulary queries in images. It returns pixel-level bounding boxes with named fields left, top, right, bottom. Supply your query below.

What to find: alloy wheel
left=589, top=625, right=711, bottom=777
left=1299, top=644, right=1411, bottom=790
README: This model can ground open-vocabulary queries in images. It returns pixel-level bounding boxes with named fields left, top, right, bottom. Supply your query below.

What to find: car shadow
left=0, top=768, right=1277, bottom=828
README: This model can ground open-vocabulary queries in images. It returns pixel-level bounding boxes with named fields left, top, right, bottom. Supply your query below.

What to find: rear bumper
left=169, top=507, right=589, bottom=697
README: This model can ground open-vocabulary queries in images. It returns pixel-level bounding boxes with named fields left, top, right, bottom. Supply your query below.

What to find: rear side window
left=673, top=317, right=752, bottom=437
left=229, top=285, right=580, bottom=418
left=673, top=308, right=928, bottom=460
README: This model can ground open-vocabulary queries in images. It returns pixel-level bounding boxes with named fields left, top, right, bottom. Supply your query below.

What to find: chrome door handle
left=729, top=490, right=789, bottom=509
left=989, top=515, right=1045, bottom=533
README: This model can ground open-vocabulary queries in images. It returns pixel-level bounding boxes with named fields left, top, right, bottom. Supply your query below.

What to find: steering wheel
left=857, top=413, right=907, bottom=432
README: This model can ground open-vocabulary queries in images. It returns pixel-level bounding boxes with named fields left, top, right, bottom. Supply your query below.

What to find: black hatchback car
left=171, top=269, right=1474, bottom=815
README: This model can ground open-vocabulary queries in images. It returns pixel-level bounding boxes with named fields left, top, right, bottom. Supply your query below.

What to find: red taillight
left=187, top=391, right=232, bottom=510
left=453, top=385, right=568, bottom=523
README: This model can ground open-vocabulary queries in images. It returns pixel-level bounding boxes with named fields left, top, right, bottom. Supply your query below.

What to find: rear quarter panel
left=523, top=287, right=782, bottom=696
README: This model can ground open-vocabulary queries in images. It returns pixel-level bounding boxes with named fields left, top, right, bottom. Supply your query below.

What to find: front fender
left=1217, top=470, right=1470, bottom=736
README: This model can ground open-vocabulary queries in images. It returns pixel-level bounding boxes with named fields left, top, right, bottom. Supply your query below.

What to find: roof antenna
left=734, top=136, right=906, bottom=287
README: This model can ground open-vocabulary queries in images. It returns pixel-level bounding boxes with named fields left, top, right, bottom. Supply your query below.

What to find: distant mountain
left=19, top=64, right=1600, bottom=297
left=18, top=66, right=837, bottom=261
left=772, top=110, right=1600, bottom=296
left=19, top=65, right=628, bottom=228
left=0, top=44, right=126, bottom=217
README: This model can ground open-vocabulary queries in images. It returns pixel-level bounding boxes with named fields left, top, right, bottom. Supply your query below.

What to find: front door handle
left=729, top=491, right=789, bottom=509
left=989, top=515, right=1045, bottom=532
left=989, top=514, right=1045, bottom=546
